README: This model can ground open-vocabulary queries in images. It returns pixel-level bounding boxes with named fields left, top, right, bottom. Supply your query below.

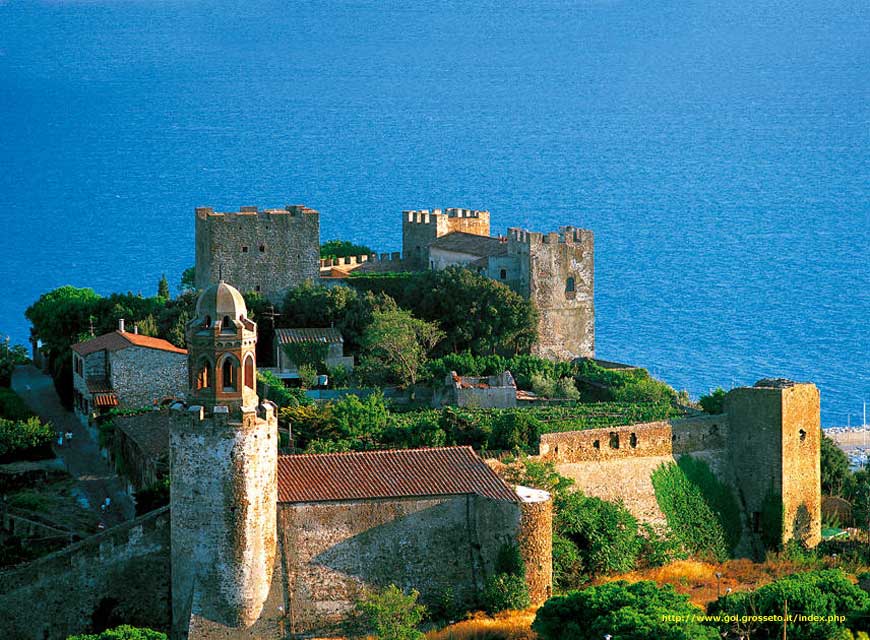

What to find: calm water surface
left=1, top=1, right=867, bottom=425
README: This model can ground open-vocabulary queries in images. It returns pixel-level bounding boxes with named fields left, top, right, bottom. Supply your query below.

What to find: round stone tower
left=170, top=281, right=278, bottom=636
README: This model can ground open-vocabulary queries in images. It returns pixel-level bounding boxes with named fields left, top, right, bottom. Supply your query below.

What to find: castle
left=168, top=281, right=552, bottom=638
left=195, top=204, right=594, bottom=360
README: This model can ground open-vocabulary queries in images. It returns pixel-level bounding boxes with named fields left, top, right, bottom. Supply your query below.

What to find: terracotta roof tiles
left=72, top=330, right=187, bottom=356
left=277, top=446, right=518, bottom=504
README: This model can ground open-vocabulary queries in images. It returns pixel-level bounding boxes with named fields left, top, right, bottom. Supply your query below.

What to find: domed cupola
left=186, top=280, right=258, bottom=411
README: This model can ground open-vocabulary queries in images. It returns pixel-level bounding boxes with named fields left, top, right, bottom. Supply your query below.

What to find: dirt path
left=11, top=365, right=135, bottom=527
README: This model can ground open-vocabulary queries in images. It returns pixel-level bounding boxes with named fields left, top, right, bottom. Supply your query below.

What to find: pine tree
left=157, top=274, right=170, bottom=299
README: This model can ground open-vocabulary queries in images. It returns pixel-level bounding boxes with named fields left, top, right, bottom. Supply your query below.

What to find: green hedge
left=0, top=388, right=35, bottom=421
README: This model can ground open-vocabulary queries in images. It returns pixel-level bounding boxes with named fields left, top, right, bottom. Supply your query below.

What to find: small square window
left=242, top=246, right=248, bottom=253
left=259, top=244, right=266, bottom=253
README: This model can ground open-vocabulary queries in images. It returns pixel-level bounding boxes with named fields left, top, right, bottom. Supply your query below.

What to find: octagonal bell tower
left=170, top=280, right=278, bottom=638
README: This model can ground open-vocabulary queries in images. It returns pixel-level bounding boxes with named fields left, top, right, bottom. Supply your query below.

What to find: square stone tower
left=507, top=227, right=595, bottom=360
left=194, top=205, right=320, bottom=303
left=726, top=379, right=821, bottom=549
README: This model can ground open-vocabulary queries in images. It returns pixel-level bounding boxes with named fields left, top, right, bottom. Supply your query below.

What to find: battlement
left=403, top=208, right=489, bottom=224
left=169, top=401, right=276, bottom=431
left=319, top=252, right=403, bottom=268
left=507, top=226, right=592, bottom=246
left=195, top=204, right=319, bottom=220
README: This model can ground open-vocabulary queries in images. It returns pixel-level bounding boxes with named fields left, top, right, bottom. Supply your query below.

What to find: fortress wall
left=276, top=494, right=520, bottom=636
left=0, top=507, right=171, bottom=640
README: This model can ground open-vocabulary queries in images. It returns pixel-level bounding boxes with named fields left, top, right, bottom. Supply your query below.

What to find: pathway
left=11, top=365, right=135, bottom=527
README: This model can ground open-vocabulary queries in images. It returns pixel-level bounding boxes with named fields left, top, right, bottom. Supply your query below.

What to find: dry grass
left=426, top=608, right=538, bottom=640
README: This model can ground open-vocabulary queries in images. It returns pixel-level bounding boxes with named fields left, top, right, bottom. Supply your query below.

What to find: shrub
left=321, top=239, right=373, bottom=259
left=699, top=387, right=727, bottom=414
left=482, top=573, right=531, bottom=614
left=67, top=626, right=167, bottom=640
left=532, top=580, right=718, bottom=640
left=257, top=370, right=311, bottom=408
left=0, top=387, right=35, bottom=420
left=709, top=569, right=870, bottom=640
left=355, top=584, right=426, bottom=640
left=0, top=416, right=54, bottom=463
left=0, top=342, right=29, bottom=387
left=557, top=492, right=642, bottom=578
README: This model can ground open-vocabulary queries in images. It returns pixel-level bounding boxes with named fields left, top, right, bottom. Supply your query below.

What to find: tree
left=180, top=266, right=196, bottom=292
left=822, top=430, right=851, bottom=497
left=157, top=274, right=170, bottom=299
left=26, top=286, right=101, bottom=361
left=136, top=314, right=158, bottom=337
left=359, top=308, right=444, bottom=387
left=349, top=267, right=538, bottom=355
left=355, top=584, right=426, bottom=640
left=532, top=580, right=719, bottom=640
left=0, top=341, right=29, bottom=387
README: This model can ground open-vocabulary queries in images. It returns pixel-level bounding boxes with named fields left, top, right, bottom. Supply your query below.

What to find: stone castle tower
left=194, top=205, right=320, bottom=303
left=507, top=227, right=594, bottom=360
left=402, top=208, right=490, bottom=269
left=170, top=281, right=278, bottom=638
left=726, top=379, right=821, bottom=549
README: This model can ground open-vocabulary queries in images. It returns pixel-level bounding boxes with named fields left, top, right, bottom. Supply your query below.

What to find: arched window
left=221, top=315, right=234, bottom=332
left=500, top=269, right=507, bottom=280
left=196, top=360, right=212, bottom=390
left=221, top=356, right=239, bottom=392
left=565, top=277, right=576, bottom=293
left=203, top=315, right=212, bottom=329
left=244, top=354, right=255, bottom=389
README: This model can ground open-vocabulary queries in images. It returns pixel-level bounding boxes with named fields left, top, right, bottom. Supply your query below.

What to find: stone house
left=433, top=370, right=518, bottom=409
left=272, top=327, right=354, bottom=377
left=111, top=411, right=170, bottom=493
left=71, top=320, right=187, bottom=421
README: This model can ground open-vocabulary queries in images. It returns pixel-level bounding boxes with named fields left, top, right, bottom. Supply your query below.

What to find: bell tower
left=170, top=280, right=278, bottom=638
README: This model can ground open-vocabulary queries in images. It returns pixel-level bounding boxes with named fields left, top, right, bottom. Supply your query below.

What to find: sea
left=0, top=1, right=867, bottom=426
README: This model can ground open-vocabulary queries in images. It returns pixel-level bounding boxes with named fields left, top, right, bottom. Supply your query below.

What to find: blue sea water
left=0, top=1, right=867, bottom=426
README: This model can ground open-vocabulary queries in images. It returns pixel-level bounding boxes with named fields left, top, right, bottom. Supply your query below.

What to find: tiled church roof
left=277, top=446, right=518, bottom=504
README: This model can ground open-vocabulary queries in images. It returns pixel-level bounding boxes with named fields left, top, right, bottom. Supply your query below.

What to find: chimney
left=118, top=319, right=125, bottom=333
left=133, top=324, right=139, bottom=335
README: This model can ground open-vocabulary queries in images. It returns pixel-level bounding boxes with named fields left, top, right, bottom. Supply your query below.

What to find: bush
left=699, top=387, right=727, bottom=414
left=709, top=569, right=870, bottom=640
left=355, top=584, right=426, bottom=640
left=0, top=387, right=35, bottom=420
left=67, top=626, right=167, bottom=640
left=557, top=492, right=642, bottom=578
left=532, top=580, right=718, bottom=640
left=257, top=370, right=310, bottom=408
left=482, top=573, right=531, bottom=614
left=0, top=416, right=55, bottom=463
left=0, top=342, right=29, bottom=387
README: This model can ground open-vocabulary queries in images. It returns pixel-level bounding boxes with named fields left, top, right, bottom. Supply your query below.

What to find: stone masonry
left=194, top=205, right=320, bottom=303
left=402, top=208, right=490, bottom=270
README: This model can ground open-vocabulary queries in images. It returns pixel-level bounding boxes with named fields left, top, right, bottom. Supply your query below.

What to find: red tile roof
left=72, top=330, right=187, bottom=356
left=93, top=392, right=119, bottom=408
left=429, top=232, right=508, bottom=258
left=277, top=446, right=518, bottom=504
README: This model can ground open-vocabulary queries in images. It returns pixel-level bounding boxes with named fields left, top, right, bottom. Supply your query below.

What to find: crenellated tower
left=170, top=281, right=278, bottom=638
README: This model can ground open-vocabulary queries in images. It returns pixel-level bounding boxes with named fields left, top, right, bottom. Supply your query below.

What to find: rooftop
left=275, top=327, right=343, bottom=345
left=277, top=446, right=518, bottom=504
left=428, top=232, right=508, bottom=258
left=72, top=330, right=187, bottom=357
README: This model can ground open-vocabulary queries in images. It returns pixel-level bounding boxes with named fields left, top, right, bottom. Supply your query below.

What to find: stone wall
left=508, top=227, right=594, bottom=360
left=276, top=494, right=520, bottom=637
left=402, top=208, right=490, bottom=269
left=517, top=491, right=553, bottom=604
left=111, top=347, right=188, bottom=408
left=194, top=206, right=320, bottom=303
left=0, top=507, right=171, bottom=640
